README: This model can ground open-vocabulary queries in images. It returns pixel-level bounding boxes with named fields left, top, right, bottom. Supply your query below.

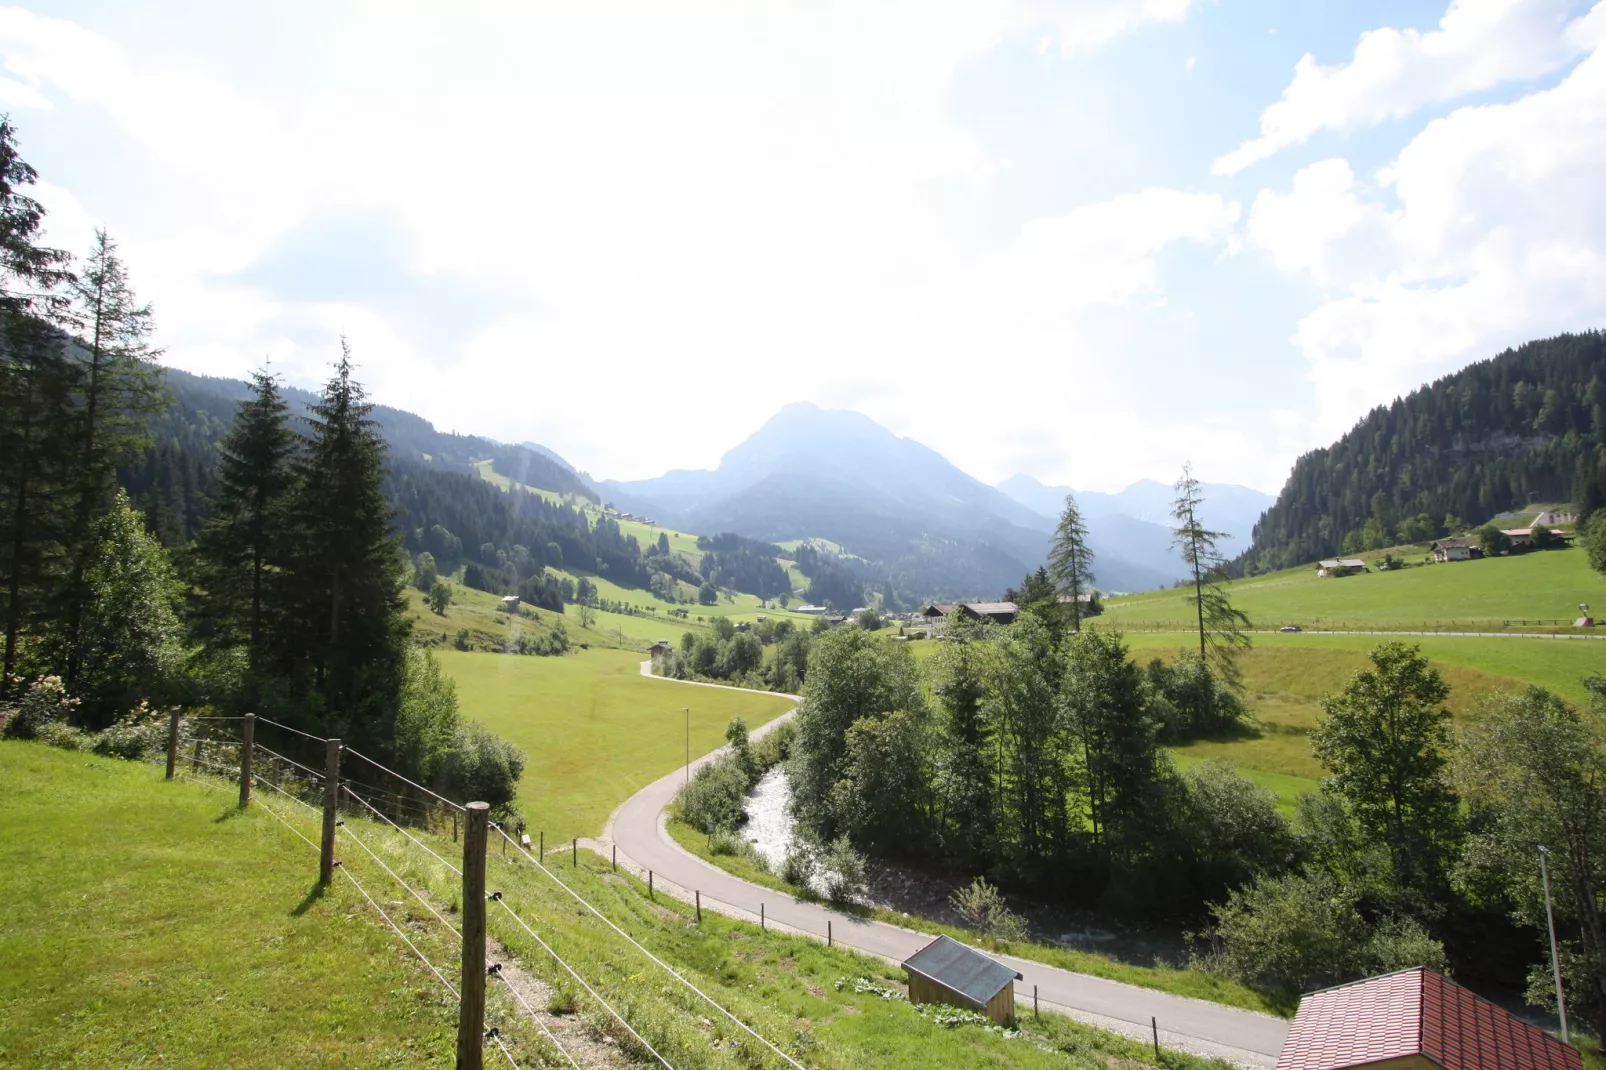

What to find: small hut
left=902, top=935, right=1022, bottom=1026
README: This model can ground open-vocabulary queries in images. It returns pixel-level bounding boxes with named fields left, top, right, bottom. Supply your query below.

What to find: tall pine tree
left=1046, top=491, right=1094, bottom=632
left=0, top=119, right=75, bottom=688
left=269, top=342, right=409, bottom=748
left=1171, top=463, right=1250, bottom=684
left=193, top=368, right=297, bottom=692
left=56, top=228, right=165, bottom=690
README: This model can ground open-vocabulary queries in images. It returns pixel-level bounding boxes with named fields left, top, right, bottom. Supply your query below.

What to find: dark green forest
left=1242, top=332, right=1606, bottom=572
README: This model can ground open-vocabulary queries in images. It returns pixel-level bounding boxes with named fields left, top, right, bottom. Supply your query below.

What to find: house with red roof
left=1277, top=968, right=1579, bottom=1070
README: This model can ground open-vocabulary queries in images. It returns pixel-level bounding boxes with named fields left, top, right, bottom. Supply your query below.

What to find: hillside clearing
left=439, top=648, right=795, bottom=844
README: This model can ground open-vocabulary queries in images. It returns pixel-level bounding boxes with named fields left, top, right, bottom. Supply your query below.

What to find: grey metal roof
left=902, top=935, right=1022, bottom=1007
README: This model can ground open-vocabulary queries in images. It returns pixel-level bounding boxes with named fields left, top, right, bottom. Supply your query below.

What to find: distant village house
left=1430, top=538, right=1478, bottom=563
left=921, top=601, right=1019, bottom=638
left=1316, top=558, right=1368, bottom=577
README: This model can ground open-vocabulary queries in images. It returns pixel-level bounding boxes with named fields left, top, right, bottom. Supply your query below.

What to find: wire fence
left=157, top=711, right=818, bottom=1070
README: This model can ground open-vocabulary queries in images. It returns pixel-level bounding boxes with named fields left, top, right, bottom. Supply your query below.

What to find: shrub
left=453, top=628, right=473, bottom=651
left=441, top=721, right=526, bottom=819
left=1145, top=653, right=1247, bottom=740
left=677, top=755, right=749, bottom=832
left=950, top=877, right=1028, bottom=942
left=779, top=840, right=818, bottom=888
left=36, top=720, right=92, bottom=751
left=4, top=675, right=79, bottom=739
left=818, top=835, right=868, bottom=903
left=92, top=701, right=169, bottom=760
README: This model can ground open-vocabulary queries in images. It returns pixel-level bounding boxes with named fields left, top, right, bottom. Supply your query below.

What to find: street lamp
left=682, top=707, right=690, bottom=786
left=1539, top=845, right=1570, bottom=1044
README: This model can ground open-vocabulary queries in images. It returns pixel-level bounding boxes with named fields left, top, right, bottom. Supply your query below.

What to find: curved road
left=604, top=664, right=1288, bottom=1067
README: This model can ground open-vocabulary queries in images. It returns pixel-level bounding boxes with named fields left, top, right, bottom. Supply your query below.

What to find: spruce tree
left=57, top=228, right=165, bottom=689
left=271, top=341, right=409, bottom=745
left=1171, top=463, right=1250, bottom=683
left=192, top=368, right=296, bottom=687
left=1046, top=492, right=1094, bottom=632
left=0, top=119, right=74, bottom=687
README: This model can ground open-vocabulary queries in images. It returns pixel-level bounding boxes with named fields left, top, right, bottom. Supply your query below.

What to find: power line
left=495, top=826, right=805, bottom=1070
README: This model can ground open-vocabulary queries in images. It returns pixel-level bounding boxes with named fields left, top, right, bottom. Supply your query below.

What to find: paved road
left=1129, top=628, right=1606, bottom=640
left=605, top=664, right=1289, bottom=1067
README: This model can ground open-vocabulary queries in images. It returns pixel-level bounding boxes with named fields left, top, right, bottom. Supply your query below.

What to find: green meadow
left=438, top=647, right=794, bottom=843
left=1102, top=546, right=1605, bottom=632
left=1, top=741, right=1245, bottom=1070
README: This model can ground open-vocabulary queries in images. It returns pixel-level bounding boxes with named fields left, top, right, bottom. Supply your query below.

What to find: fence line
left=253, top=716, right=328, bottom=742
left=342, top=785, right=462, bottom=876
left=494, top=825, right=807, bottom=1070
left=491, top=969, right=582, bottom=1070
left=344, top=746, right=467, bottom=813
left=491, top=896, right=678, bottom=1070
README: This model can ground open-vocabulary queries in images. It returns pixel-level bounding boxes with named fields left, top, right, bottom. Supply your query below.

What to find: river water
left=740, top=767, right=796, bottom=868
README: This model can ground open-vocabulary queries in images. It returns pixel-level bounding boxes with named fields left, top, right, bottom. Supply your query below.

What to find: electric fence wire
left=337, top=859, right=462, bottom=1000
left=491, top=970, right=583, bottom=1070
left=494, top=825, right=807, bottom=1070
left=253, top=769, right=322, bottom=813
left=253, top=716, right=328, bottom=743
left=344, top=746, right=467, bottom=812
left=342, top=785, right=462, bottom=876
left=338, top=824, right=581, bottom=1070
left=252, top=742, right=326, bottom=784
left=253, top=794, right=321, bottom=852
left=487, top=1029, right=519, bottom=1068
left=492, top=896, right=678, bottom=1070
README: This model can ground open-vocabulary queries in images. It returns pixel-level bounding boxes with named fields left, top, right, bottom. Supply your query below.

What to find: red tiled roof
left=1276, top=968, right=1580, bottom=1070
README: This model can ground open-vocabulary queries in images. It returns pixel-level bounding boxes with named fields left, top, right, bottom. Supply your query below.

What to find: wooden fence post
left=320, top=738, right=341, bottom=885
left=190, top=722, right=204, bottom=774
left=828, top=920, right=832, bottom=947
left=165, top=709, right=180, bottom=780
left=649, top=870, right=653, bottom=899
left=1033, top=985, right=1038, bottom=1018
left=761, top=903, right=765, bottom=930
left=238, top=713, right=255, bottom=808
left=572, top=837, right=577, bottom=867
left=539, top=830, right=544, bottom=859
left=612, top=844, right=617, bottom=871
left=696, top=890, right=701, bottom=922
left=1152, top=1016, right=1160, bottom=1061
left=457, top=802, right=489, bottom=1070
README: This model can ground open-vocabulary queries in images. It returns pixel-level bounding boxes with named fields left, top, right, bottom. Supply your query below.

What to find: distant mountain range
left=995, top=475, right=1273, bottom=568
left=597, top=403, right=1272, bottom=600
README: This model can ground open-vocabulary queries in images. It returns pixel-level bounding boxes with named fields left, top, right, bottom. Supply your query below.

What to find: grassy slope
left=0, top=742, right=458, bottom=1067
left=438, top=648, right=794, bottom=844
left=2, top=741, right=1245, bottom=1070
left=1103, top=547, right=1605, bottom=631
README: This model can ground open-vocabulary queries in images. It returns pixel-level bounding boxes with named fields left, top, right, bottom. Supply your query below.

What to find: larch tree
left=1046, top=491, right=1095, bottom=632
left=1171, top=463, right=1250, bottom=683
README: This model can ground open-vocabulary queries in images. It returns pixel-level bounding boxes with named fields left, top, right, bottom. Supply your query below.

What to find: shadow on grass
left=291, top=882, right=328, bottom=917
left=212, top=805, right=246, bottom=824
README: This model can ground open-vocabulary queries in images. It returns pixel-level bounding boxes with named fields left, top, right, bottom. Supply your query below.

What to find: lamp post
left=683, top=707, right=690, bottom=786
left=1539, top=845, right=1570, bottom=1044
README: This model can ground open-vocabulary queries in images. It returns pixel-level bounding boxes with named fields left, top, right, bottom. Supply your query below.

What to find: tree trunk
left=3, top=373, right=36, bottom=684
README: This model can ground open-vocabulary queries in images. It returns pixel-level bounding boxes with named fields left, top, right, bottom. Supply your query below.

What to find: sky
left=3, top=0, right=1605, bottom=493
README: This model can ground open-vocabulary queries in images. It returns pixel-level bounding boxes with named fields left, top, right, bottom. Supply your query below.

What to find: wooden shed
left=902, top=935, right=1022, bottom=1026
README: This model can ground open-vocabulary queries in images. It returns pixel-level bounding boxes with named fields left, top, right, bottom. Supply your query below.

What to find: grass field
left=1103, top=547, right=1606, bottom=632
left=1, top=740, right=1250, bottom=1070
left=0, top=742, right=462, bottom=1067
left=439, top=648, right=795, bottom=843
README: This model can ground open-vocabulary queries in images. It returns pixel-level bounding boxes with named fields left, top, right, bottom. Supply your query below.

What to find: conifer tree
left=0, top=120, right=74, bottom=688
left=1046, top=492, right=1094, bottom=632
left=271, top=341, right=409, bottom=744
left=1171, top=463, right=1250, bottom=683
left=57, top=228, right=165, bottom=689
left=192, top=368, right=297, bottom=684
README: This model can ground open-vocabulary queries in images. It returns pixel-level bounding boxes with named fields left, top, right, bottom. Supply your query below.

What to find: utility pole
left=1539, top=846, right=1569, bottom=1043
left=683, top=707, right=690, bottom=786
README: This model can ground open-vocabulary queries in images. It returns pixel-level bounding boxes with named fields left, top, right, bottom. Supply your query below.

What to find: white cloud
left=0, top=2, right=1217, bottom=487
left=1214, top=0, right=1599, bottom=175
left=1250, top=39, right=1606, bottom=443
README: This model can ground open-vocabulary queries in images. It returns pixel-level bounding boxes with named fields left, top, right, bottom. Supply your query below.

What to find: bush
left=780, top=840, right=818, bottom=888
left=818, top=835, right=868, bottom=904
left=949, top=877, right=1028, bottom=942
left=441, top=721, right=526, bottom=819
left=92, top=701, right=169, bottom=760
left=4, top=675, right=79, bottom=739
left=36, top=720, right=92, bottom=751
left=1145, top=653, right=1247, bottom=739
left=677, top=755, right=750, bottom=832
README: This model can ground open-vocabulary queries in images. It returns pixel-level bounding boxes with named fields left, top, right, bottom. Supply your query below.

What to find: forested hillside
left=1242, top=332, right=1606, bottom=572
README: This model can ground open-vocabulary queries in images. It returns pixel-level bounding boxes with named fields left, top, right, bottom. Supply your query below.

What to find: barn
left=902, top=935, right=1022, bottom=1026
left=1276, top=967, right=1580, bottom=1070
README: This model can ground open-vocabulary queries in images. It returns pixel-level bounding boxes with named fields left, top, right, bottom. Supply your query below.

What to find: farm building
left=1316, top=559, right=1368, bottom=577
left=1499, top=527, right=1563, bottom=550
left=902, top=935, right=1022, bottom=1026
left=1533, top=509, right=1575, bottom=527
left=1275, top=967, right=1579, bottom=1070
left=921, top=601, right=1020, bottom=637
left=647, top=638, right=673, bottom=657
left=1431, top=538, right=1478, bottom=562
left=499, top=594, right=521, bottom=611
left=793, top=604, right=828, bottom=615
